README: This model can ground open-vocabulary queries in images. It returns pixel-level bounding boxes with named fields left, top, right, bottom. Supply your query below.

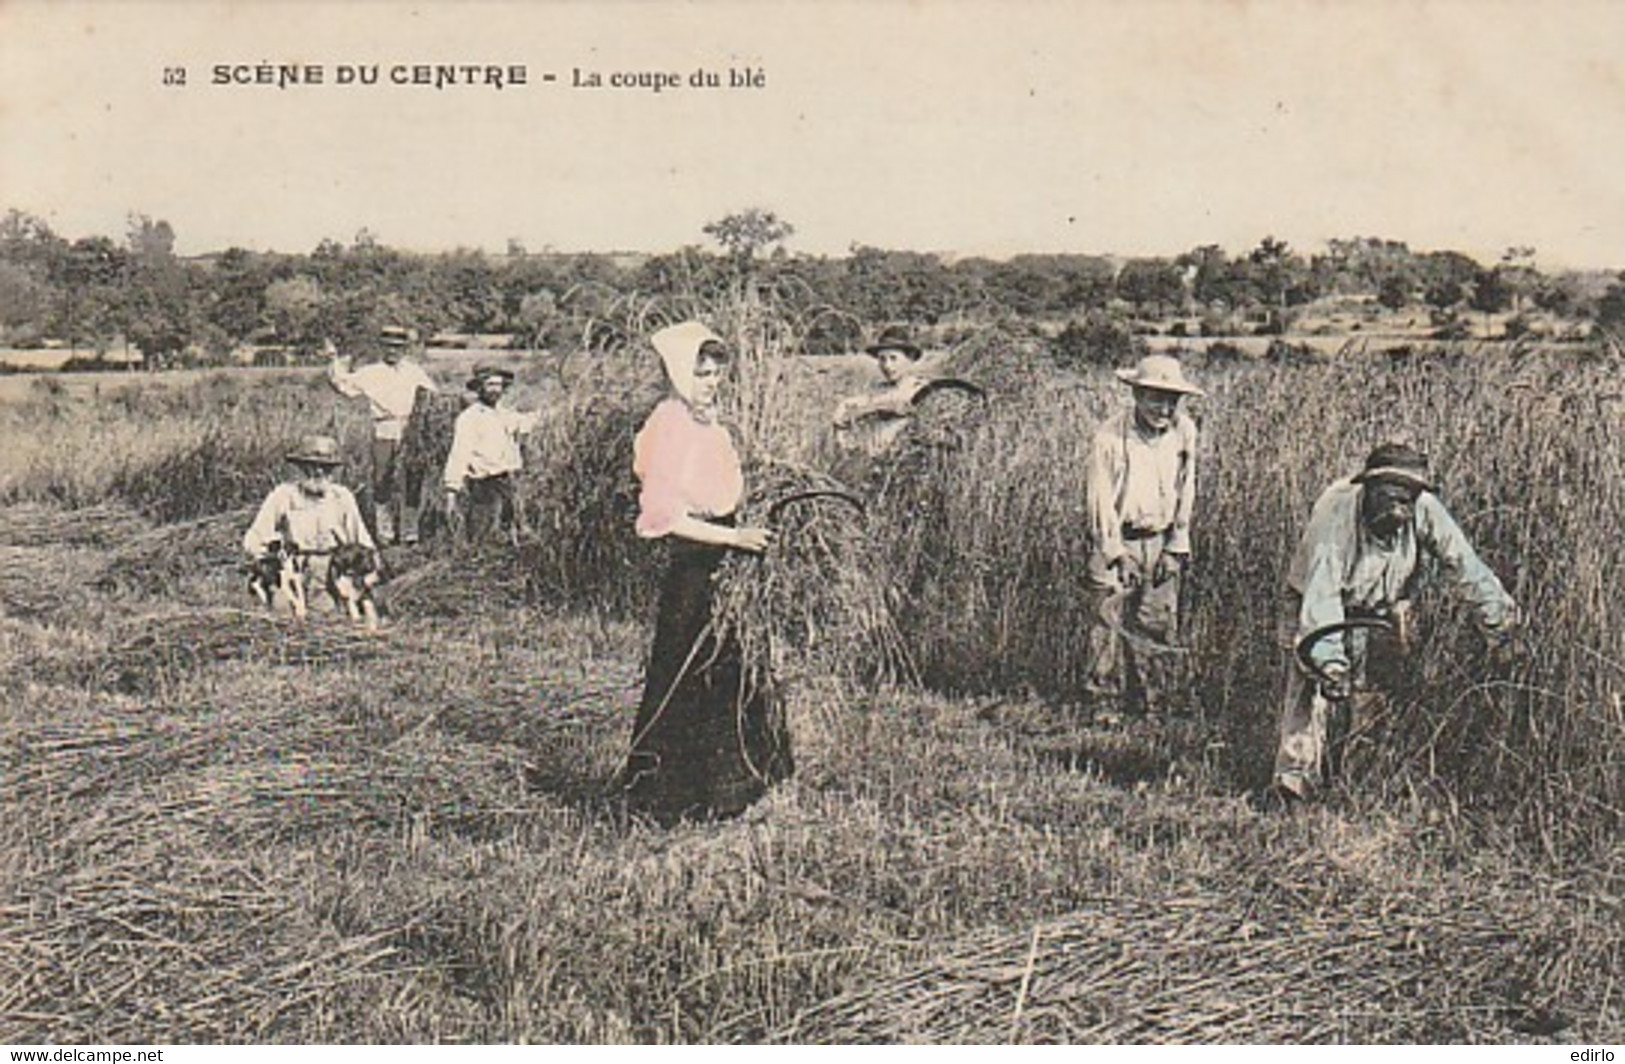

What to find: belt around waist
left=1121, top=524, right=1169, bottom=541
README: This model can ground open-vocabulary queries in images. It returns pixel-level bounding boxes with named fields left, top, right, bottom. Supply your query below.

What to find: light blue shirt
left=1289, top=478, right=1515, bottom=669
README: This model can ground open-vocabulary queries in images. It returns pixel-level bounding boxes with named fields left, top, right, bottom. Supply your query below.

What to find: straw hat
left=379, top=325, right=416, bottom=348
left=1352, top=441, right=1434, bottom=492
left=465, top=365, right=515, bottom=392
left=1115, top=354, right=1204, bottom=396
left=285, top=434, right=344, bottom=467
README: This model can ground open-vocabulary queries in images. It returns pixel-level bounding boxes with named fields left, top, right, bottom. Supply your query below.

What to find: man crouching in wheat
left=243, top=434, right=381, bottom=627
left=1081, top=354, right=1203, bottom=726
left=1274, top=442, right=1519, bottom=802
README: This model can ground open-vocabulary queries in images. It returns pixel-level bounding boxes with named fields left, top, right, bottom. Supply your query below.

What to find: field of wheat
left=1, top=297, right=1620, bottom=1044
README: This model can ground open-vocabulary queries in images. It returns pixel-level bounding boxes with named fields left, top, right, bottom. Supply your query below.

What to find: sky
left=2, top=0, right=1623, bottom=269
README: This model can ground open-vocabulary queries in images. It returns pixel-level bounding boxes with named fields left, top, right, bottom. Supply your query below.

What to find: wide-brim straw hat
left=651, top=321, right=725, bottom=403
left=465, top=365, right=516, bottom=392
left=865, top=325, right=923, bottom=360
left=379, top=325, right=415, bottom=348
left=1352, top=441, right=1434, bottom=491
left=285, top=433, right=344, bottom=467
left=1115, top=354, right=1204, bottom=396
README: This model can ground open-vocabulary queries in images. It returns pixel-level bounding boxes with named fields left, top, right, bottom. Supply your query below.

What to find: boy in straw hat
left=1274, top=441, right=1519, bottom=801
left=1082, top=353, right=1204, bottom=725
left=327, top=324, right=440, bottom=545
left=243, top=434, right=379, bottom=618
left=442, top=365, right=543, bottom=543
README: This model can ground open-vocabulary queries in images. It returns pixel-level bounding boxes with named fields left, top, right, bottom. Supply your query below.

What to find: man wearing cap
left=1082, top=353, right=1204, bottom=724
left=1274, top=441, right=1519, bottom=800
left=243, top=434, right=378, bottom=615
left=443, top=365, right=543, bottom=543
left=327, top=325, right=440, bottom=545
left=832, top=326, right=932, bottom=455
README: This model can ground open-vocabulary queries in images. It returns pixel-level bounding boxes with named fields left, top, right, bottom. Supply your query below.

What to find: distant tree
left=0, top=211, right=62, bottom=342
left=1498, top=245, right=1539, bottom=314
left=1415, top=250, right=1482, bottom=298
left=264, top=275, right=326, bottom=349
left=1425, top=278, right=1466, bottom=314
left=204, top=247, right=271, bottom=346
left=1244, top=235, right=1311, bottom=317
left=1114, top=258, right=1185, bottom=317
left=1592, top=273, right=1625, bottom=332
left=126, top=213, right=177, bottom=262
left=703, top=208, right=794, bottom=261
left=1470, top=268, right=1513, bottom=315
left=1377, top=275, right=1411, bottom=311
left=0, top=261, right=50, bottom=341
left=703, top=209, right=795, bottom=289
left=1178, top=244, right=1233, bottom=308
left=1530, top=273, right=1582, bottom=317
left=55, top=235, right=126, bottom=348
left=844, top=245, right=961, bottom=324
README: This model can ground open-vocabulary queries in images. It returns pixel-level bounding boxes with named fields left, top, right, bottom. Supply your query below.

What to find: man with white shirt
left=443, top=365, right=543, bottom=543
left=242, top=434, right=379, bottom=619
left=1082, top=353, right=1203, bottom=724
left=327, top=324, right=439, bottom=545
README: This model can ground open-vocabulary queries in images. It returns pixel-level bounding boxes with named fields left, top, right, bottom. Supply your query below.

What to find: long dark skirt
left=623, top=537, right=793, bottom=823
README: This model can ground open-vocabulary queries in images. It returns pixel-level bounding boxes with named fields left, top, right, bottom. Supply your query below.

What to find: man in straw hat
left=1274, top=441, right=1519, bottom=801
left=1082, top=352, right=1204, bottom=725
left=243, top=434, right=379, bottom=618
left=832, top=325, right=932, bottom=455
left=442, top=364, right=543, bottom=543
left=327, top=324, right=440, bottom=545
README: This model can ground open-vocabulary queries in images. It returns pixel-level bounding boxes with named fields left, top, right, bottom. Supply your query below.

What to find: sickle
left=766, top=489, right=867, bottom=523
left=1294, top=617, right=1395, bottom=678
left=911, top=377, right=987, bottom=404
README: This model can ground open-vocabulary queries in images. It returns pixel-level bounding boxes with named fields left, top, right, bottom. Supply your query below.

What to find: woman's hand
left=733, top=526, right=775, bottom=554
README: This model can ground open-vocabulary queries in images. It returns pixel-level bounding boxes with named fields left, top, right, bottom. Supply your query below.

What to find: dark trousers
left=463, top=472, right=516, bottom=543
left=371, top=437, right=425, bottom=541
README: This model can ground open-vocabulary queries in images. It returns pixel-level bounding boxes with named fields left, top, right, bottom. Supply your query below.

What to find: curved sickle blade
left=1294, top=617, right=1395, bottom=678
left=766, top=488, right=867, bottom=523
left=911, top=376, right=987, bottom=404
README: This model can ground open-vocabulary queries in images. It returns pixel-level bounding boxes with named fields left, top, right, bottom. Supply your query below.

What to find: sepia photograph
left=1, top=0, right=1622, bottom=1047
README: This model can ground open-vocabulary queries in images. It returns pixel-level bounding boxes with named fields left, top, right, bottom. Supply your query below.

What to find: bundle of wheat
left=0, top=502, right=151, bottom=548
left=512, top=390, right=662, bottom=618
left=710, top=462, right=915, bottom=707
left=778, top=879, right=1569, bottom=1044
left=936, top=322, right=1058, bottom=402
left=400, top=390, right=466, bottom=502
left=68, top=607, right=384, bottom=694
left=95, top=506, right=255, bottom=596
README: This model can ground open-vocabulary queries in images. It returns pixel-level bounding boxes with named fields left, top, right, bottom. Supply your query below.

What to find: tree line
left=1, top=207, right=1620, bottom=369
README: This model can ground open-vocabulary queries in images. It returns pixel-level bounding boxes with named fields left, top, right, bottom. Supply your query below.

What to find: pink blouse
left=632, top=398, right=746, bottom=538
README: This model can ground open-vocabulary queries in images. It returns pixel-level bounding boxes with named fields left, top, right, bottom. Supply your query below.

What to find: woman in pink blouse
left=620, top=321, right=792, bottom=822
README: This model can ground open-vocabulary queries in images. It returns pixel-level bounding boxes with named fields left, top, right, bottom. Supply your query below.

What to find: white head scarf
left=650, top=321, right=724, bottom=405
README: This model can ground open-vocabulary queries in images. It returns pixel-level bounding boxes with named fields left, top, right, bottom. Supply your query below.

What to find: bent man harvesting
left=1275, top=441, right=1519, bottom=801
